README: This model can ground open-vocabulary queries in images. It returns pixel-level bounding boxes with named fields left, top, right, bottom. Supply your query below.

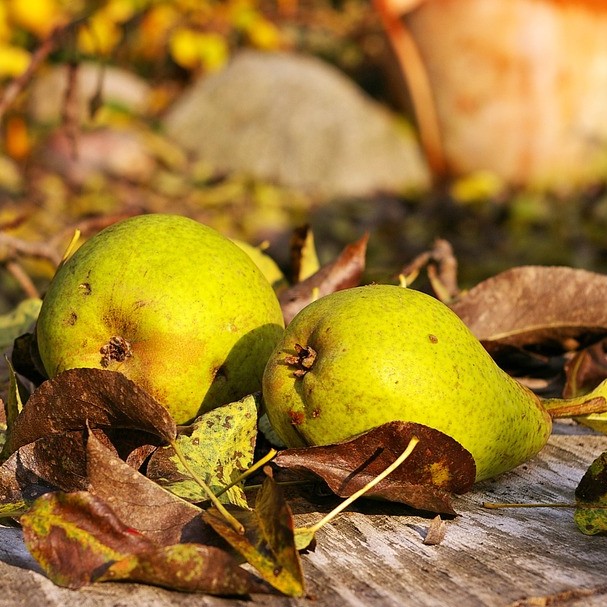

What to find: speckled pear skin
left=262, top=284, right=552, bottom=481
left=36, top=214, right=285, bottom=424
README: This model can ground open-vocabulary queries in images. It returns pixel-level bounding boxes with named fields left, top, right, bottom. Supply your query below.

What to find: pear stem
left=169, top=439, right=244, bottom=534
left=214, top=448, right=277, bottom=498
left=541, top=379, right=607, bottom=418
left=300, top=436, right=420, bottom=536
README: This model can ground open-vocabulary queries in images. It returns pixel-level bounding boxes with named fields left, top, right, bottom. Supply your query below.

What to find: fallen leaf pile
left=0, top=364, right=474, bottom=597
left=2, top=231, right=607, bottom=597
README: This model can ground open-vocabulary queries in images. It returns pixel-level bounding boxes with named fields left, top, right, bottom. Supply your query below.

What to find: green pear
left=36, top=214, right=285, bottom=424
left=262, top=284, right=607, bottom=481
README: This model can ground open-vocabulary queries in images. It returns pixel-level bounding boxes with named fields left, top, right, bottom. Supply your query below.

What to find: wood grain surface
left=1, top=424, right=606, bottom=607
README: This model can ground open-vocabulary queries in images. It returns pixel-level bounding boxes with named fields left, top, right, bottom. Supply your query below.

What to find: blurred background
left=2, top=0, right=607, bottom=312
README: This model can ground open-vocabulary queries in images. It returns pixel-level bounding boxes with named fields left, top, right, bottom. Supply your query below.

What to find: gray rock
left=163, top=51, right=429, bottom=198
left=29, top=63, right=152, bottom=124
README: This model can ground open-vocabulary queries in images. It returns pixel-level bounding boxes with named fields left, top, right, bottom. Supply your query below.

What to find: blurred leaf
left=78, top=10, right=122, bottom=56
left=449, top=170, right=504, bottom=204
left=147, top=395, right=259, bottom=509
left=0, top=44, right=30, bottom=77
left=204, top=471, right=305, bottom=597
left=575, top=451, right=607, bottom=535
left=7, top=0, right=64, bottom=37
left=0, top=298, right=41, bottom=355
left=6, top=368, right=176, bottom=454
left=564, top=338, right=607, bottom=398
left=450, top=266, right=607, bottom=353
left=274, top=422, right=476, bottom=515
left=280, top=232, right=368, bottom=324
left=290, top=225, right=320, bottom=283
left=169, top=28, right=229, bottom=71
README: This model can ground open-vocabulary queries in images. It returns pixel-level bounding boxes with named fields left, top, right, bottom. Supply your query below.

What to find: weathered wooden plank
left=0, top=429, right=606, bottom=607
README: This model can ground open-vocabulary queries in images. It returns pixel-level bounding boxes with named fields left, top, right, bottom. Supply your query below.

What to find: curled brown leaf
left=279, top=233, right=368, bottom=324
left=6, top=368, right=176, bottom=454
left=450, top=266, right=607, bottom=352
left=274, top=422, right=476, bottom=515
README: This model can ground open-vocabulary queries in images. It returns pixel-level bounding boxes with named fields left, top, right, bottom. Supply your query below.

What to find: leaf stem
left=215, top=449, right=277, bottom=498
left=169, top=439, right=244, bottom=534
left=301, top=436, right=420, bottom=535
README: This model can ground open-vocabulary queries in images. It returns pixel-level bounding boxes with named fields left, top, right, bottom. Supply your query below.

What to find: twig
left=61, top=60, right=81, bottom=161
left=0, top=232, right=62, bottom=266
left=0, top=25, right=67, bottom=121
left=5, top=260, right=39, bottom=298
left=0, top=8, right=94, bottom=122
left=372, top=0, right=447, bottom=179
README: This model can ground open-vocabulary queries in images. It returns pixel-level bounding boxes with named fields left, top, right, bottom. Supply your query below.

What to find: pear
left=36, top=214, right=285, bottom=424
left=262, top=284, right=607, bottom=481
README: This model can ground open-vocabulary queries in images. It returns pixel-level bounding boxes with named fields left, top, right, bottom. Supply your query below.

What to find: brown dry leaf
left=401, top=238, right=459, bottom=302
left=450, top=266, right=607, bottom=352
left=422, top=515, right=446, bottom=545
left=86, top=430, right=213, bottom=546
left=204, top=471, right=305, bottom=597
left=279, top=233, right=368, bottom=324
left=0, top=424, right=162, bottom=517
left=0, top=430, right=107, bottom=515
left=274, top=422, right=475, bottom=515
left=98, top=543, right=271, bottom=595
left=21, top=490, right=267, bottom=596
left=6, top=368, right=176, bottom=454
left=21, top=490, right=154, bottom=589
left=289, top=224, right=320, bottom=283
left=564, top=338, right=607, bottom=398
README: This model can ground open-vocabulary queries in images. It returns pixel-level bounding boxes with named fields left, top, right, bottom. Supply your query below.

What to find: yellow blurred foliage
left=245, top=17, right=281, bottom=50
left=136, top=3, right=178, bottom=59
left=6, top=0, right=67, bottom=37
left=0, top=2, right=11, bottom=42
left=169, top=28, right=229, bottom=71
left=450, top=170, right=505, bottom=204
left=0, top=44, right=30, bottom=77
left=78, top=9, right=123, bottom=55
left=0, top=0, right=284, bottom=77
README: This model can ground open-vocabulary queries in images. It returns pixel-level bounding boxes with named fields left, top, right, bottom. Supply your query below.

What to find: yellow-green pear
left=36, top=214, right=285, bottom=424
left=262, top=284, right=607, bottom=481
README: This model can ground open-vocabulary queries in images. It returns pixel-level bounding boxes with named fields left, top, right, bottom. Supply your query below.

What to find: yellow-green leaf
left=147, top=394, right=259, bottom=508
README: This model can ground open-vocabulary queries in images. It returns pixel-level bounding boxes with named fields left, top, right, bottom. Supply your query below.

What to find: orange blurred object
left=377, top=0, right=607, bottom=191
left=5, top=115, right=31, bottom=161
